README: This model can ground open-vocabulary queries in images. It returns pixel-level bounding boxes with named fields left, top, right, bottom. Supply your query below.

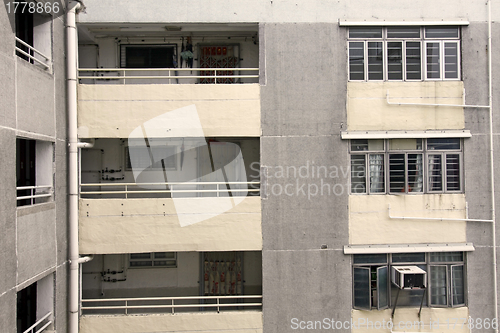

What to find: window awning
left=339, top=21, right=470, bottom=27
left=344, top=243, right=474, bottom=254
left=341, top=130, right=471, bottom=140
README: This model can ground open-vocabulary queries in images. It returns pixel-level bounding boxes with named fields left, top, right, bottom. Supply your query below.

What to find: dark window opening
left=15, top=10, right=34, bottom=63
left=17, top=138, right=36, bottom=207
left=122, top=45, right=176, bottom=68
left=17, top=282, right=37, bottom=333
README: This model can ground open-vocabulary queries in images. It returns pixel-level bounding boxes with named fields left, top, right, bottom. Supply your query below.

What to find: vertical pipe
left=67, top=2, right=81, bottom=333
left=488, top=1, right=498, bottom=332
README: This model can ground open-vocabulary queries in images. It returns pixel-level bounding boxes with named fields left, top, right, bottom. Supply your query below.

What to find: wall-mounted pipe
left=67, top=2, right=83, bottom=333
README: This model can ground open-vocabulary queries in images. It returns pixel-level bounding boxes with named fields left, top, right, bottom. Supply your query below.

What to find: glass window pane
left=349, top=27, right=382, bottom=38
left=387, top=27, right=421, bottom=38
left=428, top=154, right=443, bottom=191
left=351, top=155, right=366, bottom=193
left=446, top=154, right=461, bottom=191
left=444, top=42, right=459, bottom=79
left=451, top=265, right=465, bottom=306
left=353, top=254, right=388, bottom=264
left=368, top=42, right=383, bottom=80
left=391, top=253, right=426, bottom=263
left=351, top=139, right=368, bottom=151
left=387, top=42, right=403, bottom=80
left=426, top=42, right=441, bottom=79
left=389, top=154, right=405, bottom=193
left=349, top=42, right=365, bottom=80
left=406, top=42, right=422, bottom=80
left=130, top=261, right=153, bottom=267
left=430, top=252, right=463, bottom=262
left=377, top=266, right=389, bottom=309
left=369, top=154, right=385, bottom=193
left=130, top=253, right=151, bottom=260
left=430, top=265, right=448, bottom=306
left=154, top=252, right=175, bottom=259
left=353, top=267, right=371, bottom=309
left=425, top=26, right=459, bottom=39
left=408, top=154, right=423, bottom=193
left=427, top=138, right=460, bottom=150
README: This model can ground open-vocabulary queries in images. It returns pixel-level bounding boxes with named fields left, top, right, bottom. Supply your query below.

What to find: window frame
left=349, top=138, right=463, bottom=195
left=129, top=252, right=177, bottom=268
left=347, top=26, right=461, bottom=82
left=352, top=252, right=466, bottom=310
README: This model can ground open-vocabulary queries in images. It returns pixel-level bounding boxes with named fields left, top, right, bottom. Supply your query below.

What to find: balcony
left=79, top=138, right=261, bottom=254
left=77, top=23, right=260, bottom=138
left=79, top=251, right=262, bottom=333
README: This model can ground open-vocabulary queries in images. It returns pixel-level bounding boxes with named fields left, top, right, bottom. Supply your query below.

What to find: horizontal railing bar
left=17, top=194, right=52, bottom=200
left=83, top=295, right=262, bottom=302
left=78, top=75, right=258, bottom=80
left=23, top=312, right=51, bottom=333
left=15, top=37, right=51, bottom=60
left=17, top=185, right=53, bottom=190
left=79, top=68, right=258, bottom=72
left=82, top=303, right=262, bottom=311
left=81, top=189, right=258, bottom=194
left=81, top=182, right=259, bottom=186
left=15, top=47, right=51, bottom=69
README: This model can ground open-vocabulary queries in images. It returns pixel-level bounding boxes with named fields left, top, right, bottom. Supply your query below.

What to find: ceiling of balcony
left=78, top=23, right=258, bottom=44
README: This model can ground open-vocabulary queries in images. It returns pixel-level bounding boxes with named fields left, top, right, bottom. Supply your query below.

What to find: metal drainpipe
left=487, top=1, right=498, bottom=332
left=67, top=2, right=84, bottom=333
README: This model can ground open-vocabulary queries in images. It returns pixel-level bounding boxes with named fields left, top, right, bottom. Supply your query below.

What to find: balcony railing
left=81, top=295, right=262, bottom=315
left=80, top=181, right=260, bottom=199
left=22, top=312, right=52, bottom=333
left=78, top=67, right=259, bottom=84
left=17, top=185, right=53, bottom=206
left=15, top=37, right=51, bottom=71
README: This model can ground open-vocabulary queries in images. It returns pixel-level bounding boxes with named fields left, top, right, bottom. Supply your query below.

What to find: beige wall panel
left=352, top=307, right=469, bottom=333
left=79, top=197, right=262, bottom=253
left=349, top=194, right=466, bottom=245
left=80, top=311, right=263, bottom=333
left=347, top=82, right=465, bottom=131
left=78, top=84, right=260, bottom=138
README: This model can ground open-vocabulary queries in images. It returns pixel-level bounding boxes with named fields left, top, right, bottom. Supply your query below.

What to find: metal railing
left=81, top=295, right=262, bottom=315
left=16, top=185, right=53, bottom=205
left=80, top=181, right=260, bottom=199
left=77, top=67, right=259, bottom=84
left=23, top=312, right=52, bottom=333
left=15, top=37, right=51, bottom=71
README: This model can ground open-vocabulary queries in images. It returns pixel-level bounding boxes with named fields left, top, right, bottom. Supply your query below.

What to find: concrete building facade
left=0, top=1, right=69, bottom=333
left=2, top=1, right=500, bottom=333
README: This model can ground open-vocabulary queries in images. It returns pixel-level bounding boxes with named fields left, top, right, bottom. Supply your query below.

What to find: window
left=17, top=275, right=54, bottom=333
left=125, top=145, right=177, bottom=171
left=129, top=252, right=177, bottom=268
left=15, top=9, right=52, bottom=70
left=350, top=138, right=462, bottom=194
left=352, top=252, right=465, bottom=310
left=16, top=138, right=54, bottom=206
left=120, top=45, right=176, bottom=68
left=348, top=26, right=460, bottom=81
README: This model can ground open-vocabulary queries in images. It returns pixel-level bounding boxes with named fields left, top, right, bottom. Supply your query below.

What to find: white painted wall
left=33, top=14, right=52, bottom=63
left=37, top=273, right=54, bottom=321
left=35, top=141, right=53, bottom=187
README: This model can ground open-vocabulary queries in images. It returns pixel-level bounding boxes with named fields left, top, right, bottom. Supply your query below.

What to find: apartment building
left=0, top=2, right=69, bottom=333
left=1, top=1, right=500, bottom=333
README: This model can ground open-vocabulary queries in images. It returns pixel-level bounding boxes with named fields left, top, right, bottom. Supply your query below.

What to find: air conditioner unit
left=391, top=266, right=427, bottom=289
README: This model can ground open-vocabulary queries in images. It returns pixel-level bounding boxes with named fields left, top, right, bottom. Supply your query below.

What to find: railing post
left=214, top=69, right=217, bottom=85
left=125, top=300, right=128, bottom=315
left=123, top=70, right=126, bottom=85
left=125, top=184, right=128, bottom=199
left=171, top=299, right=174, bottom=314
left=31, top=187, right=34, bottom=205
left=217, top=184, right=219, bottom=197
left=217, top=297, right=220, bottom=313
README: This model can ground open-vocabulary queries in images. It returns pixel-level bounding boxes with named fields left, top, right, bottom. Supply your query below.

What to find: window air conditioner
left=391, top=266, right=427, bottom=289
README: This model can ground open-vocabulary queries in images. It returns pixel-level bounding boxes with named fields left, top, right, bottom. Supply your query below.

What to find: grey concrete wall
left=463, top=22, right=500, bottom=332
left=0, top=5, right=68, bottom=333
left=260, top=23, right=350, bottom=332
